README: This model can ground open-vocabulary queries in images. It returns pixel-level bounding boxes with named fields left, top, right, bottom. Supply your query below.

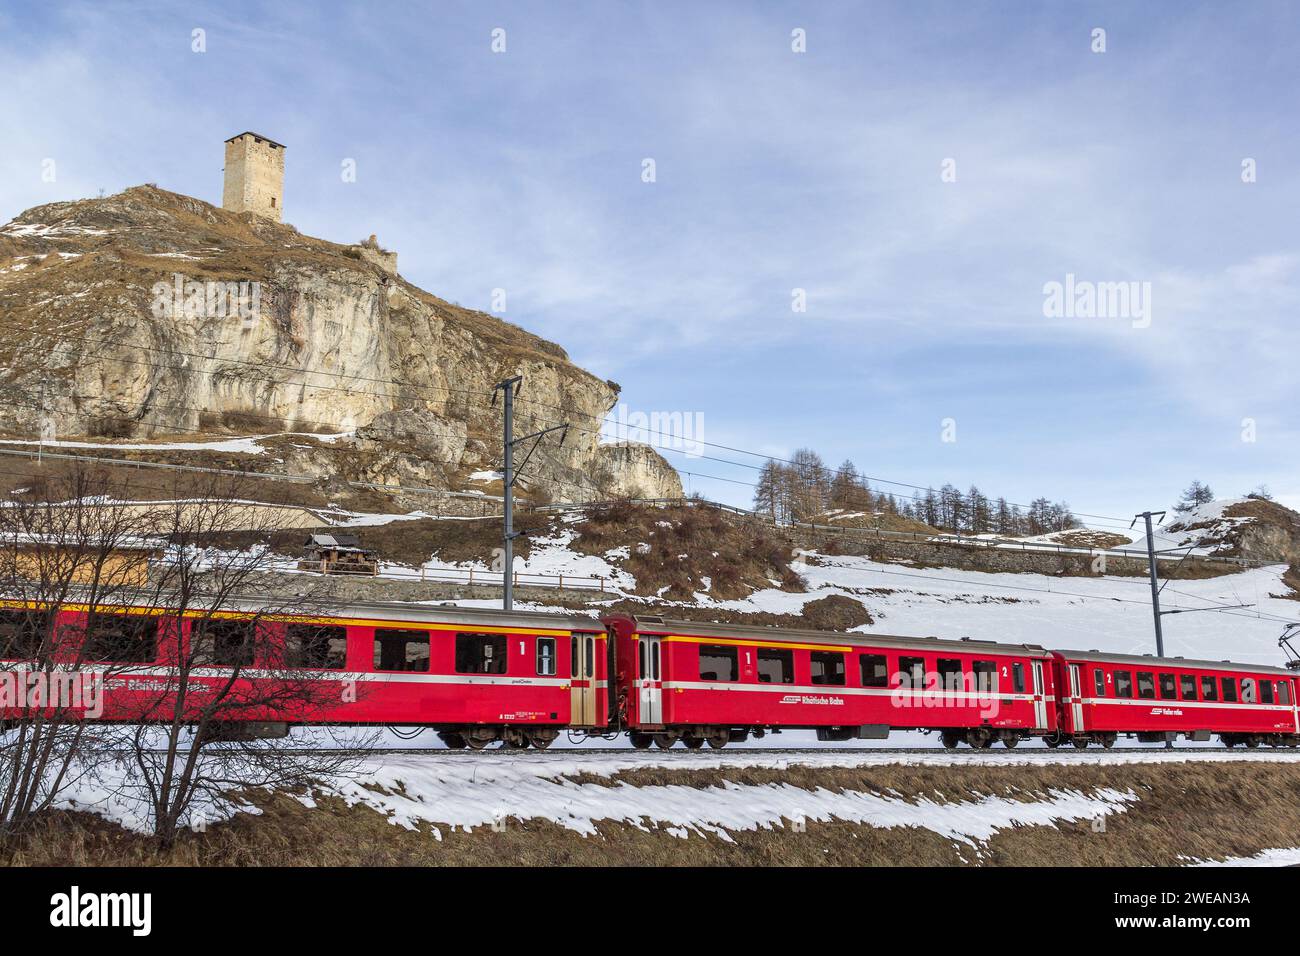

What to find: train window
left=897, top=656, right=926, bottom=690
left=1012, top=662, right=1025, bottom=693
left=1281, top=683, right=1292, bottom=706
left=572, top=636, right=580, bottom=678
left=285, top=624, right=347, bottom=670
left=191, top=619, right=256, bottom=667
left=936, top=658, right=963, bottom=692
left=1221, top=677, right=1237, bottom=703
left=1158, top=673, right=1177, bottom=700
left=84, top=614, right=158, bottom=664
left=1201, top=676, right=1218, bottom=701
left=1093, top=669, right=1105, bottom=697
left=453, top=632, right=502, bottom=674
left=0, top=609, right=44, bottom=660
left=536, top=637, right=556, bottom=676
left=1114, top=670, right=1133, bottom=698
left=1240, top=678, right=1257, bottom=704
left=810, top=651, right=845, bottom=686
left=377, top=629, right=431, bottom=672
left=699, top=644, right=737, bottom=682
left=1180, top=675, right=1197, bottom=700
left=1136, top=672, right=1155, bottom=699
left=757, top=647, right=794, bottom=684
left=638, top=640, right=646, bottom=679
left=586, top=636, right=596, bottom=678
left=861, top=653, right=888, bottom=688
left=972, top=660, right=996, bottom=694
left=1260, top=680, right=1273, bottom=705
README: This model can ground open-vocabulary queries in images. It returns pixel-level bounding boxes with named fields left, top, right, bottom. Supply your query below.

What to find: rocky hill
left=0, top=186, right=680, bottom=502
left=1120, top=498, right=1300, bottom=565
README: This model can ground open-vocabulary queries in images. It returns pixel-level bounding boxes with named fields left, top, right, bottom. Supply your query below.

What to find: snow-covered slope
left=1118, top=498, right=1254, bottom=558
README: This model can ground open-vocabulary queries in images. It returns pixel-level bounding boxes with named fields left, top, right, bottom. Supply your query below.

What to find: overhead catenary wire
left=0, top=321, right=1143, bottom=527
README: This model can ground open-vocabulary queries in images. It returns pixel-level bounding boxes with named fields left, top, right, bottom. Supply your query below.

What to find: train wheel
left=965, top=729, right=992, bottom=749
left=1101, top=734, right=1116, bottom=749
left=1001, top=734, right=1019, bottom=749
left=527, top=730, right=558, bottom=750
left=438, top=732, right=467, bottom=750
left=1043, top=736, right=1060, bottom=748
left=705, top=728, right=729, bottom=749
left=940, top=731, right=961, bottom=750
left=1245, top=737, right=1260, bottom=749
left=465, top=735, right=493, bottom=751
left=629, top=732, right=652, bottom=749
left=653, top=732, right=679, bottom=749
left=1221, top=735, right=1237, bottom=748
left=682, top=734, right=705, bottom=749
left=1071, top=737, right=1089, bottom=749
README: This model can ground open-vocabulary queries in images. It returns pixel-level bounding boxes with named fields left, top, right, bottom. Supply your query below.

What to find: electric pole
left=1131, top=510, right=1166, bottom=658
left=492, top=375, right=568, bottom=611
left=1130, top=509, right=1255, bottom=661
left=493, top=376, right=522, bottom=610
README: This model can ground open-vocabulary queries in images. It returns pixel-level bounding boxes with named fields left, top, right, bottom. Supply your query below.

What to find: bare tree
left=0, top=462, right=374, bottom=847
left=0, top=466, right=166, bottom=832
left=105, top=473, right=376, bottom=847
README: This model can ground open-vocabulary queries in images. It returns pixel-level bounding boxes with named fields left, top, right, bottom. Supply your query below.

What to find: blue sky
left=2, top=1, right=1297, bottom=525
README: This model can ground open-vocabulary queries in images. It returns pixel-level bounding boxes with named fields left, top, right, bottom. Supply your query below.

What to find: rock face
left=591, top=442, right=686, bottom=500
left=1162, top=499, right=1300, bottom=565
left=0, top=186, right=682, bottom=502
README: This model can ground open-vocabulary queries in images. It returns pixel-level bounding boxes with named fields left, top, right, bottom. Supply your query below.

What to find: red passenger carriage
left=0, top=599, right=607, bottom=750
left=1052, top=649, right=1298, bottom=748
left=605, top=613, right=1059, bottom=749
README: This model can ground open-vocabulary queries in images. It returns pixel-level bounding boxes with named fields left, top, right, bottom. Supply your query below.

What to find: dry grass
left=6, top=760, right=1300, bottom=866
left=349, top=513, right=554, bottom=566
left=572, top=501, right=804, bottom=601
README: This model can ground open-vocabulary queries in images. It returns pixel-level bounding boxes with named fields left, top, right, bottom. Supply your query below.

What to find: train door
left=1067, top=664, right=1085, bottom=731
left=570, top=633, right=596, bottom=726
left=1031, top=660, right=1048, bottom=729
left=638, top=636, right=663, bottom=725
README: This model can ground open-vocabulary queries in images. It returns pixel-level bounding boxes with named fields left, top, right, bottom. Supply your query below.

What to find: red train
left=1, top=599, right=1296, bottom=749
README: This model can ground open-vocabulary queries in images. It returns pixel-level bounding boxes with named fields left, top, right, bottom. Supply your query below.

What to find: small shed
left=299, top=533, right=378, bottom=576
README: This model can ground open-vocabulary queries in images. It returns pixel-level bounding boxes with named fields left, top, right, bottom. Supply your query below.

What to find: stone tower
left=222, top=132, right=285, bottom=221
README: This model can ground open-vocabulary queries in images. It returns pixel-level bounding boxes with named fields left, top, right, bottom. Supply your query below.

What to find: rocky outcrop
left=0, top=186, right=682, bottom=502
left=1219, top=500, right=1300, bottom=564
left=592, top=442, right=686, bottom=499
left=1162, top=499, right=1300, bottom=564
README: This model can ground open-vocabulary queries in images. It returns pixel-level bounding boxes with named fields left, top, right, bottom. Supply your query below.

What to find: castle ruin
left=222, top=132, right=285, bottom=221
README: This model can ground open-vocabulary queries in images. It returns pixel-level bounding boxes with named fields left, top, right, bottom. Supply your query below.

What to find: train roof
left=617, top=614, right=1052, bottom=657
left=8, top=591, right=607, bottom=634
left=1053, top=648, right=1294, bottom=677
left=236, top=596, right=606, bottom=632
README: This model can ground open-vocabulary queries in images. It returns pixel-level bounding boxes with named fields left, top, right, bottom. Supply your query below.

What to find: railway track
left=134, top=745, right=1300, bottom=758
